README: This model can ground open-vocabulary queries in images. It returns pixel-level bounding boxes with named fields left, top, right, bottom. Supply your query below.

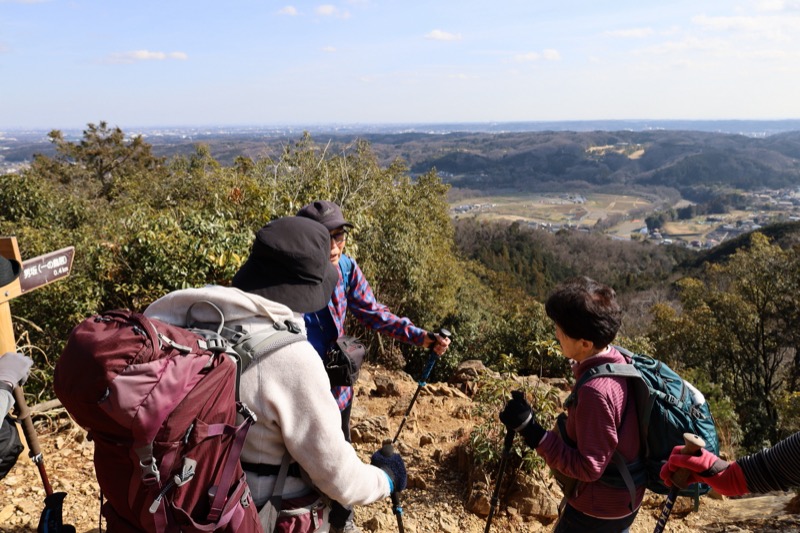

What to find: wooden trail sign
left=0, top=237, right=74, bottom=353
left=1, top=236, right=75, bottom=523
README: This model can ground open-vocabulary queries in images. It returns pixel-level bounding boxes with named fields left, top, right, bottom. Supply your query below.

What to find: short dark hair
left=545, top=276, right=621, bottom=348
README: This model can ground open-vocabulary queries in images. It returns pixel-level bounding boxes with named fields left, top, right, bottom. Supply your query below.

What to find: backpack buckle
left=139, top=457, right=160, bottom=485
left=238, top=402, right=258, bottom=423
left=666, top=394, right=679, bottom=406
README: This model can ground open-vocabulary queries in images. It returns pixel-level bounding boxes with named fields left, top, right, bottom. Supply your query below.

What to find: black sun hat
left=0, top=255, right=21, bottom=289
left=232, top=217, right=338, bottom=313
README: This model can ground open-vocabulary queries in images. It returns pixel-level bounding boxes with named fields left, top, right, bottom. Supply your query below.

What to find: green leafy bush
left=468, top=371, right=560, bottom=476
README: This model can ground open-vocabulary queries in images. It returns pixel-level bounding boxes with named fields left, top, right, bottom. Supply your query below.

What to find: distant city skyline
left=2, top=0, right=800, bottom=130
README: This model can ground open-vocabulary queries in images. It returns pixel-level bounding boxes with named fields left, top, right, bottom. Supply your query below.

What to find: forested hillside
left=6, top=129, right=800, bottom=199
left=2, top=122, right=799, bottom=458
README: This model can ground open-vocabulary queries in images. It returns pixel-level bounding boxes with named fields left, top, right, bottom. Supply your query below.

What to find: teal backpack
left=563, top=346, right=719, bottom=505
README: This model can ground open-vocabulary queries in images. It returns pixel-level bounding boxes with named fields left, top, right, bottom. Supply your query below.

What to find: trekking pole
left=653, top=433, right=705, bottom=533
left=484, top=428, right=515, bottom=533
left=12, top=386, right=76, bottom=533
left=376, top=439, right=405, bottom=533
left=392, top=328, right=451, bottom=444
left=12, top=386, right=53, bottom=493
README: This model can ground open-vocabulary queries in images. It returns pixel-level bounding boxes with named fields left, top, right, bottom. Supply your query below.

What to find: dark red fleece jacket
left=537, top=347, right=644, bottom=519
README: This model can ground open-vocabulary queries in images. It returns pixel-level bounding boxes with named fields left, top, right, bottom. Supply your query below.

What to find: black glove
left=371, top=441, right=407, bottom=494
left=499, top=390, right=546, bottom=449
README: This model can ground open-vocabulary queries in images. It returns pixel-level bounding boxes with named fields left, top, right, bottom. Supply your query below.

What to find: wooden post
left=0, top=237, right=23, bottom=354
left=1, top=236, right=75, bottom=493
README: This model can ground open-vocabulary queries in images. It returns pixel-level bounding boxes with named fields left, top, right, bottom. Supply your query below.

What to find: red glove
left=660, top=445, right=749, bottom=496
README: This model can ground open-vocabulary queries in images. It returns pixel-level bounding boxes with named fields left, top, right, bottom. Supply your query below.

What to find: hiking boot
left=330, top=521, right=362, bottom=533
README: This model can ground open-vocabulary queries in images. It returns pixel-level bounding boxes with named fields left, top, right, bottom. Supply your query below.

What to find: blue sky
left=2, top=0, right=800, bottom=129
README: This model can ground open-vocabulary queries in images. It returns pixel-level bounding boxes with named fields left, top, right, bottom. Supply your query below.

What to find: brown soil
left=2, top=363, right=798, bottom=532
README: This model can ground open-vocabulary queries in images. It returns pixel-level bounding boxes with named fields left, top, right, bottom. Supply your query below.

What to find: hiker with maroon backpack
left=296, top=200, right=449, bottom=533
left=500, top=277, right=642, bottom=533
left=144, top=217, right=407, bottom=532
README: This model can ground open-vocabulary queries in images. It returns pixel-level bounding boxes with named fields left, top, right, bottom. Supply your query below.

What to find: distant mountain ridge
left=4, top=124, right=800, bottom=195
left=396, top=129, right=800, bottom=194
left=4, top=118, right=800, bottom=139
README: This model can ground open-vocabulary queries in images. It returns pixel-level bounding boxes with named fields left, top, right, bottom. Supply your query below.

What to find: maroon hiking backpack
left=53, top=310, right=261, bottom=533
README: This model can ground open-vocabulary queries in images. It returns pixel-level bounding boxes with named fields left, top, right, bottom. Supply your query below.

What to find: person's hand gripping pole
left=653, top=433, right=705, bottom=533
left=371, top=439, right=407, bottom=533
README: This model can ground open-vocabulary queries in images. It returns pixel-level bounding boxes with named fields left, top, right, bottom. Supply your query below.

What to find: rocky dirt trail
left=2, top=362, right=798, bottom=532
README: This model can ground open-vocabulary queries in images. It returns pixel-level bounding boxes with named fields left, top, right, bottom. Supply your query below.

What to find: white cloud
left=322, top=46, right=336, bottom=52
left=514, top=49, right=561, bottom=62
left=425, top=29, right=462, bottom=41
left=103, top=50, right=189, bottom=65
left=0, top=0, right=52, bottom=3
left=642, top=36, right=731, bottom=55
left=754, top=0, right=800, bottom=11
left=542, top=48, right=561, bottom=60
left=278, top=6, right=298, bottom=16
left=514, top=52, right=540, bottom=62
left=691, top=13, right=800, bottom=41
left=603, top=27, right=655, bottom=38
left=315, top=4, right=350, bottom=18
left=448, top=73, right=478, bottom=80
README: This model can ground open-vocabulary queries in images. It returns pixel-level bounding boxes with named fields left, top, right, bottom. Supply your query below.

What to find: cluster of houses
left=452, top=202, right=497, bottom=214
left=451, top=188, right=800, bottom=251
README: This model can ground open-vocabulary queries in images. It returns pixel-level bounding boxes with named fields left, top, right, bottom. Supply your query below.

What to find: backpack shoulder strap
left=229, top=329, right=307, bottom=404
left=338, top=254, right=354, bottom=295
left=565, top=362, right=642, bottom=408
left=234, top=329, right=307, bottom=372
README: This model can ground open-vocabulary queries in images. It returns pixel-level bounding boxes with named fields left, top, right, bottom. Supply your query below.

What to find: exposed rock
left=350, top=416, right=389, bottom=444
left=465, top=483, right=491, bottom=516
left=541, top=376, right=572, bottom=392
left=372, top=376, right=402, bottom=397
left=506, top=482, right=559, bottom=520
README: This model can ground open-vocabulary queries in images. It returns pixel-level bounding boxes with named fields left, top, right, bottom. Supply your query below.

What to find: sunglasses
left=330, top=230, right=348, bottom=244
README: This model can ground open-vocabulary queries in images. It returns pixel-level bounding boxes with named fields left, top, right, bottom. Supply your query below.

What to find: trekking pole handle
left=419, top=328, right=451, bottom=383
left=653, top=433, right=705, bottom=533
left=671, top=433, right=705, bottom=489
